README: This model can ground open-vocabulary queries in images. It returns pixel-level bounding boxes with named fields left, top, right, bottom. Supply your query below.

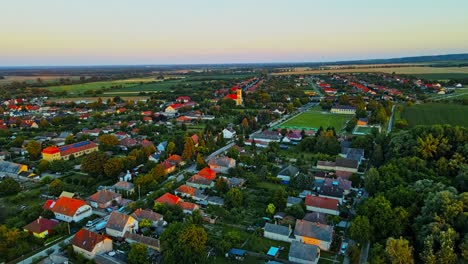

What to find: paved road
left=205, top=142, right=235, bottom=162
left=359, top=242, right=370, bottom=264
left=387, top=105, right=396, bottom=135
left=20, top=235, right=75, bottom=264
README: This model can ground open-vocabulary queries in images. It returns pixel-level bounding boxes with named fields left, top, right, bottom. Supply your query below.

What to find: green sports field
left=400, top=103, right=468, bottom=127
left=279, top=108, right=351, bottom=130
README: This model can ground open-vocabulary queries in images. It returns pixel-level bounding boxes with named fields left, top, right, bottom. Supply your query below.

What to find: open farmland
left=400, top=103, right=468, bottom=127
left=46, top=77, right=155, bottom=93
left=0, top=75, right=82, bottom=85
left=272, top=66, right=468, bottom=78
left=278, top=107, right=351, bottom=131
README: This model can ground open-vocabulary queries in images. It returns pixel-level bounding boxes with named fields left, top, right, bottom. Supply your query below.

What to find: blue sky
left=1, top=0, right=468, bottom=65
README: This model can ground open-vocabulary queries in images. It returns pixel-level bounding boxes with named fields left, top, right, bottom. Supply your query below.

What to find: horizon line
left=1, top=52, right=467, bottom=69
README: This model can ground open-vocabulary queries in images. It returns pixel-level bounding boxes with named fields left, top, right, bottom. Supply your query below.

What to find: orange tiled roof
left=197, top=167, right=217, bottom=181
left=175, top=185, right=196, bottom=196
left=154, top=193, right=181, bottom=206
left=71, top=228, right=110, bottom=252
left=50, top=197, right=88, bottom=216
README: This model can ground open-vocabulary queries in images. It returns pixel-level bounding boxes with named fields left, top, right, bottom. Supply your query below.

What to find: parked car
left=340, top=242, right=349, bottom=255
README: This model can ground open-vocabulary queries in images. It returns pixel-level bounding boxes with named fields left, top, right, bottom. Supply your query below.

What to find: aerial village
left=0, top=71, right=464, bottom=264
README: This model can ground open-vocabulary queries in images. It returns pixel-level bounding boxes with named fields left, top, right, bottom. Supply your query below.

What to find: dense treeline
left=352, top=125, right=467, bottom=263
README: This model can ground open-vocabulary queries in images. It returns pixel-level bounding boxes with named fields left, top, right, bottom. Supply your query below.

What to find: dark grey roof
left=294, top=219, right=333, bottom=242
left=319, top=185, right=344, bottom=198
left=341, top=147, right=364, bottom=161
left=335, top=158, right=358, bottom=169
left=287, top=196, right=303, bottom=205
left=0, top=161, right=24, bottom=174
left=278, top=165, right=299, bottom=177
left=303, top=212, right=328, bottom=225
left=289, top=240, right=319, bottom=262
left=264, top=223, right=290, bottom=236
left=207, top=196, right=224, bottom=205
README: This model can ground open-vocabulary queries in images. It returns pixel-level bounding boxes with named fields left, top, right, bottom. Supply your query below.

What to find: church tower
left=237, top=88, right=242, bottom=105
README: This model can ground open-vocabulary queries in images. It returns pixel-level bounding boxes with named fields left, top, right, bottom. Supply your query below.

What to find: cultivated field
left=0, top=75, right=82, bottom=85
left=278, top=108, right=351, bottom=130
left=272, top=66, right=468, bottom=80
left=46, top=77, right=156, bottom=93
left=400, top=103, right=468, bottom=127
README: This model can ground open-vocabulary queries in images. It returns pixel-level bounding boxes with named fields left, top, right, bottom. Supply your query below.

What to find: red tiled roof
left=178, top=201, right=198, bottom=211
left=197, top=167, right=217, bottom=181
left=175, top=185, right=196, bottom=196
left=167, top=154, right=182, bottom=164
left=161, top=160, right=175, bottom=170
left=50, top=197, right=88, bottom=216
left=58, top=141, right=97, bottom=157
left=154, top=193, right=181, bottom=206
left=43, top=199, right=55, bottom=210
left=224, top=94, right=238, bottom=100
left=71, top=228, right=110, bottom=252
left=23, top=217, right=59, bottom=234
left=42, top=146, right=60, bottom=154
left=88, top=190, right=121, bottom=204
left=131, top=208, right=163, bottom=222
left=305, top=195, right=339, bottom=211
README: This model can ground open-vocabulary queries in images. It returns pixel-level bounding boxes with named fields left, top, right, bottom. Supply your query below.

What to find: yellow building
left=71, top=228, right=113, bottom=259
left=224, top=88, right=243, bottom=106
left=42, top=141, right=98, bottom=161
left=23, top=217, right=59, bottom=238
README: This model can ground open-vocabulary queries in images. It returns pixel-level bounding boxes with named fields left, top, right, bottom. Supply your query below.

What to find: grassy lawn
left=279, top=108, right=351, bottom=130
left=400, top=103, right=468, bottom=127
left=254, top=181, right=284, bottom=192
left=46, top=77, right=155, bottom=93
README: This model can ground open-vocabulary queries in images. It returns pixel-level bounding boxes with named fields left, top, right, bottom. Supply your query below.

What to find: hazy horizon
left=2, top=0, right=468, bottom=66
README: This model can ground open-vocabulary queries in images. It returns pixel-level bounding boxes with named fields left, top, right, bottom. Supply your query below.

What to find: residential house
left=154, top=193, right=199, bottom=214
left=48, top=197, right=92, bottom=222
left=340, top=147, right=365, bottom=165
left=174, top=184, right=197, bottom=198
left=154, top=193, right=182, bottom=206
left=303, top=212, right=328, bottom=225
left=160, top=160, right=176, bottom=174
left=42, top=141, right=99, bottom=161
left=318, top=186, right=344, bottom=203
left=263, top=223, right=293, bottom=243
left=277, top=165, right=299, bottom=183
left=323, top=178, right=351, bottom=195
left=305, top=195, right=339, bottom=216
left=131, top=208, right=163, bottom=227
left=113, top=181, right=135, bottom=195
left=71, top=228, right=113, bottom=259
left=316, top=158, right=358, bottom=173
left=87, top=190, right=122, bottom=209
left=23, top=217, right=59, bottom=238
left=197, top=167, right=217, bottom=181
left=106, top=211, right=138, bottom=238
left=330, top=105, right=356, bottom=114
left=186, top=175, right=214, bottom=189
left=294, top=219, right=334, bottom=251
left=124, top=232, right=161, bottom=251
left=167, top=154, right=185, bottom=166
left=251, top=130, right=282, bottom=143
left=208, top=156, right=236, bottom=173
left=0, top=161, right=28, bottom=177
left=289, top=240, right=320, bottom=264
left=222, top=128, right=236, bottom=139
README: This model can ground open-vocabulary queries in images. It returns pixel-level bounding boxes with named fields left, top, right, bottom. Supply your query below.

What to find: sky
left=1, top=0, right=468, bottom=66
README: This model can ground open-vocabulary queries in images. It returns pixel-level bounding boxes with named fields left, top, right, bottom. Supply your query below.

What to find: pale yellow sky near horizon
left=1, top=0, right=468, bottom=65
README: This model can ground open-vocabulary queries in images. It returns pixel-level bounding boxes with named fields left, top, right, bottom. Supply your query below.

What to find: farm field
left=400, top=103, right=468, bottom=127
left=0, top=75, right=82, bottom=85
left=272, top=66, right=468, bottom=78
left=278, top=107, right=351, bottom=131
left=46, top=77, right=155, bottom=93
